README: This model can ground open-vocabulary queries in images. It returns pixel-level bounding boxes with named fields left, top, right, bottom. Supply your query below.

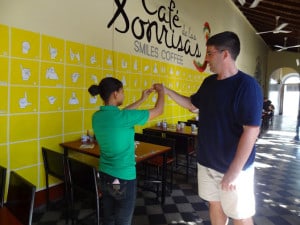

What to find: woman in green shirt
left=88, top=77, right=164, bottom=225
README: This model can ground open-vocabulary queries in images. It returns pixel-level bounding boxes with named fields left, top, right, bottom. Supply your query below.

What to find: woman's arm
left=148, top=84, right=165, bottom=120
left=124, top=88, right=153, bottom=110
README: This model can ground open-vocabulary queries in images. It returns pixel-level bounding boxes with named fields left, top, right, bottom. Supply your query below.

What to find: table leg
left=161, top=152, right=167, bottom=204
left=63, top=147, right=68, bottom=157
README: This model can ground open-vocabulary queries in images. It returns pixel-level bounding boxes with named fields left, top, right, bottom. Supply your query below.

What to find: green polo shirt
left=92, top=105, right=149, bottom=180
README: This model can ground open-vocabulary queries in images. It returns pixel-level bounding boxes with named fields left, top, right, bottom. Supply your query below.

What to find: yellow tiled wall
left=0, top=24, right=208, bottom=190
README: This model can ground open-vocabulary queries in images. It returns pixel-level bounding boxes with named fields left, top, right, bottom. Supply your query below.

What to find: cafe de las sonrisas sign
left=107, top=0, right=209, bottom=69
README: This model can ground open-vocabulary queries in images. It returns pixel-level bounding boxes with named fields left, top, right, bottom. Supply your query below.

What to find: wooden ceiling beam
left=261, top=0, right=300, bottom=11
left=233, top=0, right=300, bottom=52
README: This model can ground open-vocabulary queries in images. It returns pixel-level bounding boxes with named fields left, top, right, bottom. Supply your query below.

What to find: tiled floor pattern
left=33, top=115, right=300, bottom=225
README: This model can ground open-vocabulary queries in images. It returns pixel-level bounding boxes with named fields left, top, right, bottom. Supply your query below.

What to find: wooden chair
left=67, top=157, right=101, bottom=225
left=41, top=147, right=70, bottom=222
left=143, top=129, right=197, bottom=180
left=165, top=133, right=197, bottom=180
left=0, top=165, right=7, bottom=207
left=0, top=171, right=36, bottom=225
left=135, top=133, right=176, bottom=197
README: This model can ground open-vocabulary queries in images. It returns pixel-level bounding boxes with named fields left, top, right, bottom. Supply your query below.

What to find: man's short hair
left=206, top=31, right=240, bottom=60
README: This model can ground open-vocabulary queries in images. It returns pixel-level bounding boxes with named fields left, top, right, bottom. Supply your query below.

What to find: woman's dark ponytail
left=88, top=77, right=123, bottom=103
left=88, top=85, right=100, bottom=96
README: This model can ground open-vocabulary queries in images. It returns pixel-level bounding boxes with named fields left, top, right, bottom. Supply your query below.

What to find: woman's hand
left=141, top=88, right=154, bottom=101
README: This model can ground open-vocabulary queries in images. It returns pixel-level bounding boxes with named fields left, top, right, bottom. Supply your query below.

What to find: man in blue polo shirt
left=88, top=77, right=164, bottom=225
left=163, top=31, right=263, bottom=225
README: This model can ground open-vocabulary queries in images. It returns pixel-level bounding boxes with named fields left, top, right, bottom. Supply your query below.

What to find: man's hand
left=220, top=170, right=239, bottom=191
left=153, top=83, right=164, bottom=93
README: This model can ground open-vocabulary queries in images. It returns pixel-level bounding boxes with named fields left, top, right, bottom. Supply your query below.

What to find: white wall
left=0, top=0, right=269, bottom=73
left=268, top=51, right=300, bottom=74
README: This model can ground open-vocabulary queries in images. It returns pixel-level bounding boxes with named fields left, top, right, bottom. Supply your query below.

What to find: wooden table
left=187, top=119, right=199, bottom=126
left=60, top=139, right=171, bottom=204
left=143, top=125, right=198, bottom=137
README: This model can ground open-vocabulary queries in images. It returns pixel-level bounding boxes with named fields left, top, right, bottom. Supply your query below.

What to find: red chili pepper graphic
left=193, top=22, right=211, bottom=72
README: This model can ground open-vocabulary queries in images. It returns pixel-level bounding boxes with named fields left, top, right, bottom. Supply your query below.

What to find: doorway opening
left=268, top=68, right=300, bottom=132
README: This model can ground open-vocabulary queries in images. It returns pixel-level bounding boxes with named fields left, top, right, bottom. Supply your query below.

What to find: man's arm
left=221, top=125, right=260, bottom=191
left=164, top=86, right=198, bottom=113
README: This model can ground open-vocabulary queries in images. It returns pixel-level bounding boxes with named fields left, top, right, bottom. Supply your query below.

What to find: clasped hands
left=141, top=83, right=164, bottom=100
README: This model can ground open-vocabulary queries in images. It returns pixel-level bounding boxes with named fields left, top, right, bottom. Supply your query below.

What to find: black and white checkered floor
left=33, top=115, right=300, bottom=225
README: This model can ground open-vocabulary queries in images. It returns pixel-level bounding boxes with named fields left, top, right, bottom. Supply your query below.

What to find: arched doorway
left=268, top=67, right=300, bottom=131
left=281, top=74, right=300, bottom=117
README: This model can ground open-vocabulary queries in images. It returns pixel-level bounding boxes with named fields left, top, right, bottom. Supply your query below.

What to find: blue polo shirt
left=92, top=106, right=149, bottom=180
left=191, top=71, right=263, bottom=173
